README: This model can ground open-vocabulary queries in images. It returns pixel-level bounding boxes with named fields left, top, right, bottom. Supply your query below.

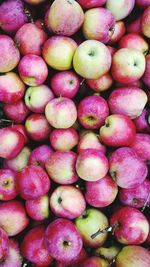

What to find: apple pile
left=0, top=0, right=150, bottom=266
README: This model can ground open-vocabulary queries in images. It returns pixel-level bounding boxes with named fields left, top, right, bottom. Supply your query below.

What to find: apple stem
left=91, top=222, right=119, bottom=239
left=80, top=79, right=85, bottom=86
left=141, top=191, right=150, bottom=212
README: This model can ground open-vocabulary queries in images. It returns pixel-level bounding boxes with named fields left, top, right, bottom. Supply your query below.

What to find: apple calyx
left=63, top=240, right=71, bottom=247
left=108, top=26, right=115, bottom=37
left=91, top=222, right=119, bottom=239
left=141, top=191, right=150, bottom=212
left=58, top=197, right=62, bottom=204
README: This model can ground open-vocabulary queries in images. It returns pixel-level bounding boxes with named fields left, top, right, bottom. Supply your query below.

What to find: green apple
left=95, top=246, right=121, bottom=262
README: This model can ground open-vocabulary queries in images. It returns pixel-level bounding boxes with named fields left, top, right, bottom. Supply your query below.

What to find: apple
left=142, top=54, right=150, bottom=87
left=42, top=36, right=77, bottom=70
left=129, top=133, right=150, bottom=161
left=17, top=165, right=51, bottom=200
left=126, top=15, right=142, bottom=34
left=0, top=200, right=29, bottom=236
left=0, top=0, right=28, bottom=34
left=109, top=147, right=148, bottom=188
left=0, top=35, right=20, bottom=73
left=25, top=84, right=54, bottom=113
left=136, top=0, right=150, bottom=8
left=15, top=22, right=47, bottom=56
left=111, top=48, right=146, bottom=84
left=108, top=87, right=148, bottom=119
left=25, top=194, right=49, bottom=221
left=82, top=256, right=109, bottom=267
left=76, top=149, right=108, bottom=182
left=50, top=185, right=86, bottom=219
left=0, top=127, right=25, bottom=159
left=21, top=226, right=53, bottom=267
left=82, top=8, right=115, bottom=43
left=18, top=54, right=48, bottom=86
left=47, top=0, right=84, bottom=36
left=116, top=245, right=150, bottom=267
left=50, top=128, right=79, bottom=151
left=45, top=218, right=83, bottom=262
left=99, top=114, right=136, bottom=147
left=133, top=109, right=150, bottom=133
left=50, top=70, right=80, bottom=98
left=95, top=246, right=121, bottom=263
left=0, top=169, right=18, bottom=201
left=4, top=146, right=31, bottom=172
left=119, top=179, right=150, bottom=208
left=75, top=208, right=108, bottom=247
left=45, top=151, right=78, bottom=184
left=77, top=131, right=106, bottom=154
left=0, top=227, right=9, bottom=262
left=142, top=6, right=150, bottom=37
left=77, top=95, right=109, bottom=129
left=77, top=0, right=106, bottom=9
left=110, top=206, right=149, bottom=244
left=45, top=97, right=77, bottom=129
left=56, top=248, right=88, bottom=267
left=106, top=0, right=135, bottom=21
left=85, top=175, right=118, bottom=207
left=28, top=144, right=53, bottom=168
left=1, top=239, right=23, bottom=267
left=25, top=114, right=51, bottom=141
left=0, top=72, right=25, bottom=104
left=73, top=40, right=111, bottom=79
left=3, top=100, right=29, bottom=123
left=86, top=72, right=113, bottom=93
left=109, top=21, right=126, bottom=44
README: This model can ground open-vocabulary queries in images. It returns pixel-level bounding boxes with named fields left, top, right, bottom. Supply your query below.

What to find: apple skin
left=50, top=185, right=86, bottom=219
left=15, top=22, right=48, bottom=56
left=119, top=33, right=149, bottom=55
left=10, top=124, right=29, bottom=145
left=0, top=200, right=29, bottom=236
left=111, top=48, right=146, bottom=84
left=0, top=72, right=25, bottom=104
left=0, top=35, right=20, bottom=73
left=75, top=208, right=108, bottom=247
left=29, top=144, right=53, bottom=168
left=0, top=127, right=25, bottom=160
left=77, top=131, right=106, bottom=154
left=42, top=36, right=77, bottom=70
left=25, top=194, right=49, bottom=221
left=0, top=0, right=28, bottom=34
left=0, top=239, right=23, bottom=267
left=56, top=248, right=88, bottom=267
left=50, top=128, right=79, bottom=151
left=142, top=6, right=150, bottom=37
left=86, top=72, right=113, bottom=93
left=0, top=169, right=18, bottom=201
left=18, top=54, right=48, bottom=86
left=119, top=179, right=150, bottom=208
left=133, top=109, right=150, bottom=133
left=82, top=8, right=115, bottom=43
left=45, top=151, right=78, bottom=185
left=45, top=218, right=83, bottom=262
left=3, top=100, right=29, bottom=123
left=111, top=206, right=149, bottom=245
left=85, top=175, right=118, bottom=208
left=106, top=0, right=135, bottom=21
left=77, top=95, right=109, bottom=129
left=0, top=227, right=9, bottom=262
left=76, top=149, right=109, bottom=182
left=81, top=256, right=109, bottom=267
left=50, top=70, right=80, bottom=98
left=109, top=21, right=126, bottom=44
left=25, top=85, right=54, bottom=113
left=130, top=133, right=150, bottom=161
left=73, top=40, right=111, bottom=79
left=126, top=15, right=142, bottom=34
left=99, top=114, right=136, bottom=147
left=21, top=226, right=53, bottom=267
left=45, top=97, right=77, bottom=129
left=142, top=54, right=150, bottom=87
left=17, top=165, right=51, bottom=200
left=108, top=87, right=148, bottom=119
left=77, top=0, right=106, bottom=9
left=136, top=0, right=150, bottom=8
left=47, top=0, right=84, bottom=36
left=116, top=245, right=150, bottom=267
left=109, top=147, right=148, bottom=189
left=25, top=114, right=51, bottom=142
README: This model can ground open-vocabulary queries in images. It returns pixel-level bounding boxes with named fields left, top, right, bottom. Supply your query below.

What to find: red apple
left=126, top=15, right=142, bottom=34
left=86, top=72, right=113, bottom=93
left=28, top=144, right=53, bottom=168
left=1, top=239, right=23, bottom=267
left=0, top=169, right=18, bottom=201
left=109, top=21, right=126, bottom=44
left=3, top=100, right=29, bottom=123
left=133, top=109, right=150, bottom=133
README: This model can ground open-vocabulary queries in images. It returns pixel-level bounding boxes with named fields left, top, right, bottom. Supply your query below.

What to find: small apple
left=3, top=100, right=29, bottom=123
left=0, top=169, right=18, bottom=201
left=106, top=0, right=135, bottom=21
left=25, top=194, right=49, bottom=221
left=28, top=144, right=53, bottom=168
left=86, top=72, right=113, bottom=93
